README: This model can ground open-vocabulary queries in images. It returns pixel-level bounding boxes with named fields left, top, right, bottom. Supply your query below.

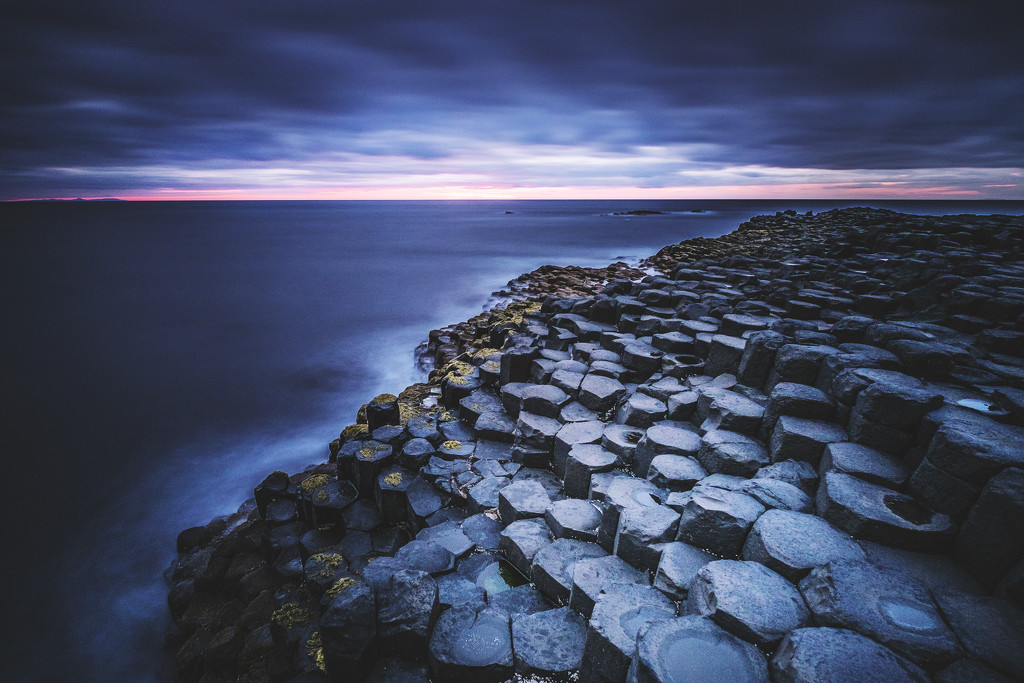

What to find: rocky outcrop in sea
left=166, top=207, right=1024, bottom=682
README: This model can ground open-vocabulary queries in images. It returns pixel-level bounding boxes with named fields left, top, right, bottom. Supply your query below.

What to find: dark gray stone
left=377, top=569, right=440, bottom=661
left=817, top=470, right=956, bottom=552
left=737, top=478, right=813, bottom=513
left=666, top=390, right=699, bottom=420
left=934, top=659, right=1016, bottom=683
left=436, top=574, right=488, bottom=611
left=564, top=444, right=619, bottom=499
left=773, top=344, right=841, bottom=386
left=579, top=374, right=628, bottom=413
left=553, top=420, right=605, bottom=478
left=561, top=401, right=600, bottom=422
left=497, top=479, right=552, bottom=525
left=427, top=604, right=513, bottom=683
left=738, top=330, right=788, bottom=388
left=474, top=411, right=517, bottom=443
left=511, top=606, right=587, bottom=679
left=761, top=382, right=833, bottom=438
left=647, top=454, right=707, bottom=492
left=820, top=441, right=909, bottom=488
left=405, top=477, right=443, bottom=529
left=674, top=487, right=766, bottom=557
left=741, top=509, right=865, bottom=582
left=955, top=467, right=1024, bottom=588
left=687, top=560, right=809, bottom=646
left=851, top=377, right=943, bottom=431
left=696, top=388, right=765, bottom=435
left=462, top=513, right=502, bottom=551
left=623, top=341, right=666, bottom=377
left=467, top=476, right=510, bottom=513
left=498, top=517, right=553, bottom=578
left=393, top=540, right=456, bottom=576
left=653, top=541, right=715, bottom=600
left=550, top=368, right=585, bottom=396
left=473, top=439, right=514, bottom=462
left=486, top=583, right=552, bottom=617
left=579, top=583, right=676, bottom=683
left=521, top=384, right=570, bottom=419
left=616, top=504, right=680, bottom=571
left=417, top=520, right=475, bottom=558
left=705, top=334, right=748, bottom=376
left=616, top=392, right=668, bottom=428
left=770, top=627, right=928, bottom=683
left=756, top=459, right=819, bottom=494
left=460, top=389, right=505, bottom=426
left=500, top=382, right=530, bottom=418
left=516, top=411, right=562, bottom=452
left=596, top=475, right=665, bottom=552
left=321, top=580, right=377, bottom=682
left=770, top=415, right=847, bottom=465
left=569, top=554, right=648, bottom=618
left=601, top=423, right=646, bottom=464
left=925, top=418, right=1024, bottom=486
left=365, top=658, right=430, bottom=683
left=698, top=430, right=770, bottom=477
left=799, top=559, right=964, bottom=668
left=531, top=538, right=609, bottom=604
left=932, top=591, right=1024, bottom=680
left=633, top=423, right=702, bottom=479
left=545, top=498, right=602, bottom=542
left=632, top=616, right=769, bottom=683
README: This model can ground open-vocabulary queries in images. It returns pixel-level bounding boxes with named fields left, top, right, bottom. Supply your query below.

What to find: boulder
left=632, top=616, right=769, bottom=683
left=511, top=607, right=587, bottom=678
left=427, top=605, right=513, bottom=682
left=770, top=627, right=927, bottom=683
left=741, top=509, right=865, bottom=582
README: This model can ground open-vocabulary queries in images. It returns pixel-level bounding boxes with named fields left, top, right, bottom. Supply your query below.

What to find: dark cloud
left=1, top=0, right=1022, bottom=198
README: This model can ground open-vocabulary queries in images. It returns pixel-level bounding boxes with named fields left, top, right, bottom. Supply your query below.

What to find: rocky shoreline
left=166, top=207, right=1024, bottom=682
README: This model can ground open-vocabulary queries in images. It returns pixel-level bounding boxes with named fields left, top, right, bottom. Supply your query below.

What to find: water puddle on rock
left=476, top=559, right=528, bottom=596
left=658, top=630, right=763, bottom=681
left=878, top=596, right=943, bottom=633
left=452, top=612, right=512, bottom=666
left=956, top=398, right=1007, bottom=416
left=884, top=495, right=933, bottom=525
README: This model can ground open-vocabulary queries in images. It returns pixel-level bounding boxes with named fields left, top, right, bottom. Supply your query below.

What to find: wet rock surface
left=169, top=208, right=1024, bottom=681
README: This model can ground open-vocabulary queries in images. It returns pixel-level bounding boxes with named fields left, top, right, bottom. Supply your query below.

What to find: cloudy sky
left=2, top=0, right=1022, bottom=200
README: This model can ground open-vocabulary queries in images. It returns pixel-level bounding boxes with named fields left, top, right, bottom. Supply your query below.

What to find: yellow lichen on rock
left=315, top=489, right=330, bottom=503
left=340, top=424, right=368, bottom=441
left=301, top=474, right=331, bottom=493
left=305, top=631, right=326, bottom=672
left=370, top=393, right=398, bottom=406
left=442, top=440, right=462, bottom=450
left=383, top=472, right=403, bottom=487
left=324, top=576, right=358, bottom=598
left=271, top=602, right=312, bottom=630
left=358, top=442, right=388, bottom=460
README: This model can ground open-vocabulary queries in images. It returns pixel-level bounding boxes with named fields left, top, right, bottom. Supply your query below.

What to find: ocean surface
left=1, top=199, right=1022, bottom=681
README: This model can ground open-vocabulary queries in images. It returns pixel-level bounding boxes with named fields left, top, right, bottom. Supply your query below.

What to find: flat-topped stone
left=580, top=583, right=676, bottom=683
left=736, top=477, right=813, bottom=513
left=696, top=387, right=765, bottom=435
left=497, top=479, right=552, bottom=525
left=521, top=384, right=570, bottom=419
left=553, top=420, right=605, bottom=477
left=616, top=391, right=668, bottom=428
left=770, top=415, right=847, bottom=465
left=817, top=470, right=956, bottom=552
left=673, top=487, right=766, bottom=558
left=931, top=591, right=1024, bottom=680
left=741, top=509, right=865, bottom=582
left=578, top=374, right=627, bottom=413
left=647, top=453, right=707, bottom=492
left=632, top=616, right=770, bottom=683
left=770, top=627, right=928, bottom=683
left=564, top=443, right=619, bottom=499
left=633, top=422, right=702, bottom=479
left=498, top=517, right=553, bottom=579
left=570, top=554, right=648, bottom=618
left=687, top=560, right=810, bottom=646
left=756, top=459, right=819, bottom=494
left=616, top=503, right=680, bottom=571
left=799, top=559, right=964, bottom=668
left=516, top=411, right=562, bottom=452
left=531, top=538, right=608, bottom=604
left=653, top=541, right=716, bottom=600
left=698, top=429, right=770, bottom=477
left=545, top=498, right=602, bottom=542
left=428, top=604, right=513, bottom=682
left=511, top=606, right=587, bottom=678
left=820, top=441, right=910, bottom=488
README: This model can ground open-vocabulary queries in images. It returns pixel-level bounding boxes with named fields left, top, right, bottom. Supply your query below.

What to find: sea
left=1, top=199, right=1021, bottom=681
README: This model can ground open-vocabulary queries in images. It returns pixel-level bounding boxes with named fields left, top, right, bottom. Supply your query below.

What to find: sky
left=2, top=0, right=1022, bottom=201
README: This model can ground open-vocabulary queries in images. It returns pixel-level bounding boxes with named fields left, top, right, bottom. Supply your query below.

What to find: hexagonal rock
left=673, top=487, right=766, bottom=558
left=474, top=411, right=517, bottom=443
left=596, top=475, right=665, bottom=552
left=460, top=389, right=504, bottom=425
left=553, top=420, right=604, bottom=477
left=955, top=467, right=1024, bottom=589
left=377, top=569, right=440, bottom=660
left=462, top=513, right=502, bottom=551
left=932, top=591, right=1024, bottom=680
left=564, top=444, right=619, bottom=499
left=578, top=374, right=628, bottom=413
left=499, top=517, right=553, bottom=579
left=601, top=423, right=646, bottom=464
left=405, top=478, right=443, bottom=528
left=851, top=378, right=942, bottom=431
left=497, top=479, right=552, bottom=525
left=622, top=341, right=666, bottom=376
left=394, top=540, right=456, bottom=576
left=653, top=541, right=716, bottom=600
left=545, top=498, right=602, bottom=542
left=531, top=538, right=609, bottom=604
left=486, top=583, right=552, bottom=618
left=436, top=574, right=487, bottom=612
left=770, top=627, right=928, bottom=683
left=511, top=606, right=587, bottom=678
left=516, top=411, right=562, bottom=452
left=761, top=382, right=834, bottom=438
left=799, top=559, right=963, bottom=668
left=616, top=504, right=680, bottom=571
left=647, top=454, right=707, bottom=492
left=756, top=459, right=819, bottom=494
left=321, top=580, right=378, bottom=682
left=427, top=604, right=513, bottom=683
left=820, top=441, right=909, bottom=488
left=705, top=334, right=748, bottom=377
left=687, top=560, right=810, bottom=646
left=418, top=520, right=475, bottom=558
left=666, top=390, right=699, bottom=420
left=698, top=429, right=770, bottom=477
left=616, top=392, right=668, bottom=428
left=816, top=470, right=956, bottom=552
left=467, top=476, right=510, bottom=513
left=569, top=554, right=648, bottom=619
left=736, top=478, right=813, bottom=513
left=924, top=418, right=1024, bottom=487
left=773, top=344, right=841, bottom=386
left=633, top=423, right=702, bottom=479
left=521, top=384, right=570, bottom=420
left=579, top=583, right=676, bottom=683
left=741, top=509, right=865, bottom=582
left=696, top=388, right=765, bottom=435
left=770, top=416, right=847, bottom=465
left=632, top=616, right=769, bottom=683
left=738, top=330, right=788, bottom=388
left=652, top=331, right=695, bottom=354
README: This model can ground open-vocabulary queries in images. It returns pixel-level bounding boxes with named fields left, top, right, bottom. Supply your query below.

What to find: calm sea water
left=2, top=199, right=1021, bottom=681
